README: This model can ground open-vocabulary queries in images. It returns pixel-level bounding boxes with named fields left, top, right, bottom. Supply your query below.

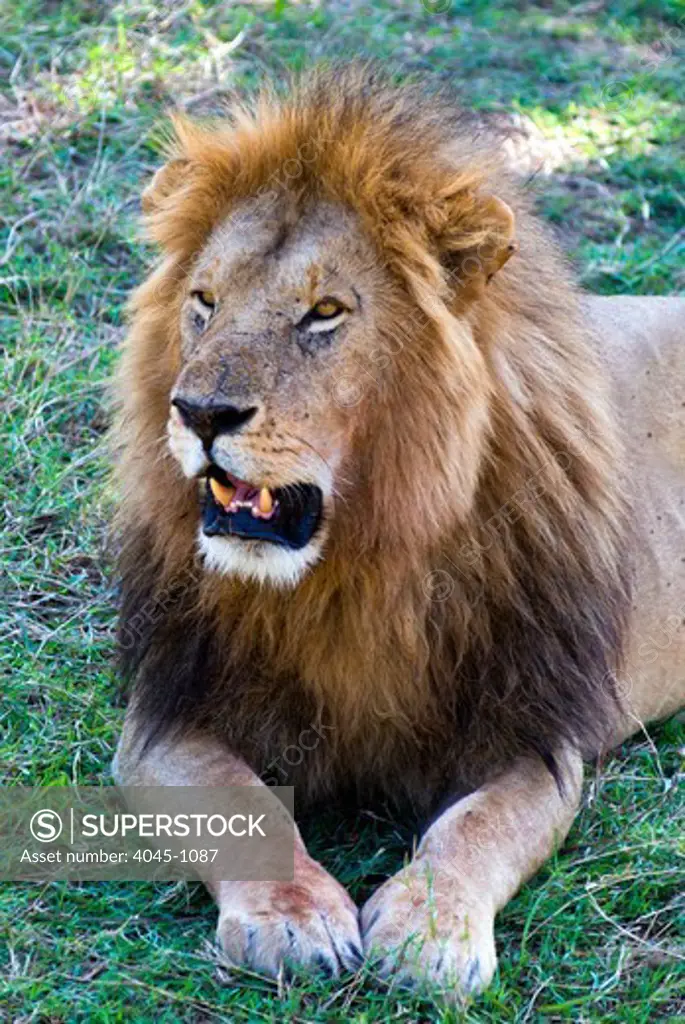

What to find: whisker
left=287, top=434, right=353, bottom=507
left=290, top=434, right=335, bottom=476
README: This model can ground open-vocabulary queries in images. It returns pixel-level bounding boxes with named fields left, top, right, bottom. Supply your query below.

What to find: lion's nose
left=171, top=397, right=259, bottom=448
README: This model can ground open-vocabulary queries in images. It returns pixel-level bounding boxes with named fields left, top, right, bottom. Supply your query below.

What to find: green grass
left=1, top=1, right=684, bottom=1020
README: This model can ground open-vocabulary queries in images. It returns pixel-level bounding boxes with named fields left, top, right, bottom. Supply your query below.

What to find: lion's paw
left=216, top=857, right=362, bottom=978
left=361, top=859, right=497, bottom=997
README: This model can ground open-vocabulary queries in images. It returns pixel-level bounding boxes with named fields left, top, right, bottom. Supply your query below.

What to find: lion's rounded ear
left=442, top=194, right=518, bottom=303
left=479, top=196, right=517, bottom=281
left=141, top=158, right=191, bottom=215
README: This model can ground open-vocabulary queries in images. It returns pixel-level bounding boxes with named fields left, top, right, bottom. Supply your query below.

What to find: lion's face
left=168, top=191, right=391, bottom=586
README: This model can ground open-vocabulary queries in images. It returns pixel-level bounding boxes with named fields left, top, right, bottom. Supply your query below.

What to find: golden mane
left=114, top=66, right=631, bottom=813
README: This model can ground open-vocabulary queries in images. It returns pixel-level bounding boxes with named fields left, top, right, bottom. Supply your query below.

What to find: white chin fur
left=198, top=529, right=324, bottom=587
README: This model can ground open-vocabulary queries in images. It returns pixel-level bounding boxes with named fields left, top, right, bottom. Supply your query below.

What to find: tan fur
left=584, top=296, right=685, bottom=740
left=112, top=68, right=684, bottom=996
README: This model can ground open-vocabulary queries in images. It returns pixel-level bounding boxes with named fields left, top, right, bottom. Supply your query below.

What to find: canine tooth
left=209, top=477, right=235, bottom=508
left=258, top=488, right=273, bottom=515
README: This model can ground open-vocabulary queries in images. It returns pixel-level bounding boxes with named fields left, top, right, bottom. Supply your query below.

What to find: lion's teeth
left=258, top=487, right=273, bottom=515
left=209, top=477, right=236, bottom=508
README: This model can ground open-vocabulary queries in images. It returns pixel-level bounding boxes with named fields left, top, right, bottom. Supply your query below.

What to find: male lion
left=113, top=67, right=684, bottom=995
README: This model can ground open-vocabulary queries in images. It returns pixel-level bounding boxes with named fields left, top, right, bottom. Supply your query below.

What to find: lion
left=112, top=66, right=685, bottom=996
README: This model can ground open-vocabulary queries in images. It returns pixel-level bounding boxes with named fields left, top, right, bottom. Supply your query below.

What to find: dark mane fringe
left=118, top=508, right=630, bottom=814
left=114, top=64, right=631, bottom=816
left=116, top=525, right=215, bottom=754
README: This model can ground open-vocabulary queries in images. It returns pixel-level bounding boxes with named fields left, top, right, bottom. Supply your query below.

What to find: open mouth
left=202, top=466, right=324, bottom=550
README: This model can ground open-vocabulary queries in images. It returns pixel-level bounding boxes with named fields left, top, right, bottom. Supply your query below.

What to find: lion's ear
left=478, top=196, right=518, bottom=281
left=442, top=194, right=518, bottom=303
left=141, top=158, right=191, bottom=215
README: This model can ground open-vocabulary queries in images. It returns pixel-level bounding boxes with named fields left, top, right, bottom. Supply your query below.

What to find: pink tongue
left=220, top=470, right=277, bottom=521
left=225, top=471, right=260, bottom=510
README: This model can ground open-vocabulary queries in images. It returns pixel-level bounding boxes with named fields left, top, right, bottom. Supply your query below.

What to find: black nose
left=172, top=397, right=258, bottom=448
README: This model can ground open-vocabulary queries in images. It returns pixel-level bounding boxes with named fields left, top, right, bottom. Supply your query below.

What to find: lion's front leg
left=114, top=708, right=362, bottom=977
left=361, top=748, right=583, bottom=996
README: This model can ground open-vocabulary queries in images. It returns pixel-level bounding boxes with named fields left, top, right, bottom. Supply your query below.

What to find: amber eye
left=311, top=297, right=343, bottom=319
left=191, top=290, right=216, bottom=310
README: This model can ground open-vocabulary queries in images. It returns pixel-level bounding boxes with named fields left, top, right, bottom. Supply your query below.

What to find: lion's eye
left=303, top=297, right=347, bottom=334
left=312, top=298, right=342, bottom=319
left=189, top=290, right=216, bottom=332
left=191, top=290, right=216, bottom=310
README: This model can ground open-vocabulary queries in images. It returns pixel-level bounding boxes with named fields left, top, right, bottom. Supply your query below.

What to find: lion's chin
left=197, top=529, right=326, bottom=587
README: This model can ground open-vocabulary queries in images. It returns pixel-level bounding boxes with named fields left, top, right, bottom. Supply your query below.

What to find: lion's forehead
left=194, top=195, right=371, bottom=297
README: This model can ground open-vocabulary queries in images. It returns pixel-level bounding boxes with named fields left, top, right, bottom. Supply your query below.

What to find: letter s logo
left=29, top=809, right=63, bottom=843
